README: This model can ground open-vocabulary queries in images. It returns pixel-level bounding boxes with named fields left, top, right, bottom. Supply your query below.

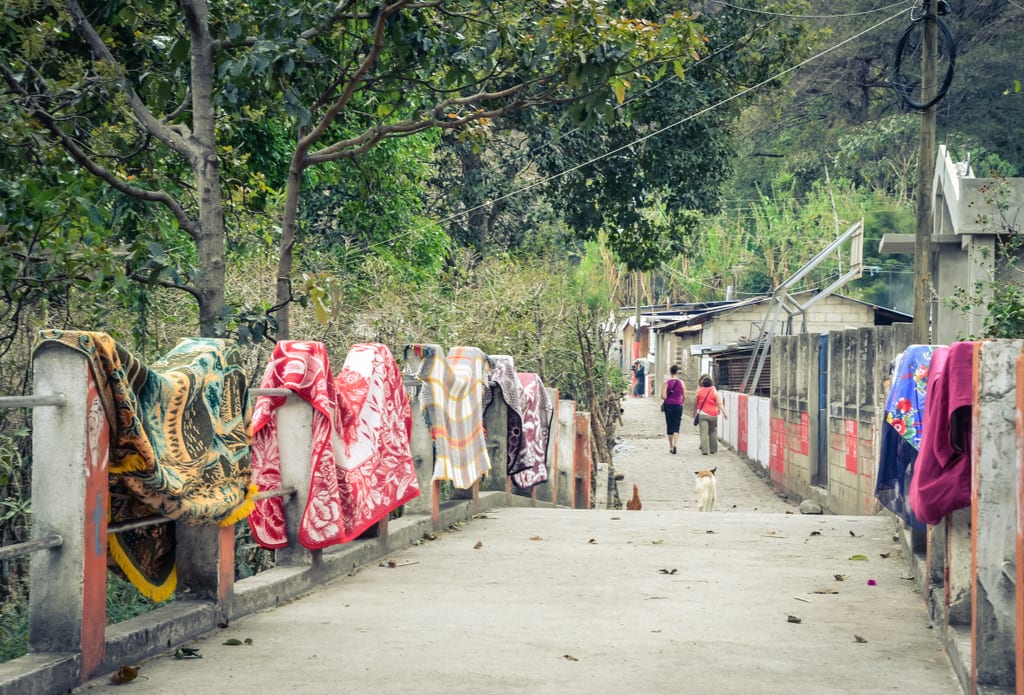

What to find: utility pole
left=912, top=0, right=937, bottom=344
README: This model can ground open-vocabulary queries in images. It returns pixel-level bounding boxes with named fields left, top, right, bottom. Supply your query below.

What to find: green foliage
left=0, top=582, right=27, bottom=662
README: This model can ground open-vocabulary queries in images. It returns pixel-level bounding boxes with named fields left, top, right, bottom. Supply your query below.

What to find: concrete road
left=74, top=397, right=960, bottom=694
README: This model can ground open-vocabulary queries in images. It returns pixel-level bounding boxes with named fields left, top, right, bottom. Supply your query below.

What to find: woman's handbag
left=694, top=390, right=710, bottom=426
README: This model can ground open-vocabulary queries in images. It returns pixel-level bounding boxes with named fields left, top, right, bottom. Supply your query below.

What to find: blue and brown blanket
left=33, top=330, right=254, bottom=601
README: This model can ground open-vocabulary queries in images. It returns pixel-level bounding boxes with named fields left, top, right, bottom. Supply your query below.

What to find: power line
left=704, top=0, right=913, bottom=20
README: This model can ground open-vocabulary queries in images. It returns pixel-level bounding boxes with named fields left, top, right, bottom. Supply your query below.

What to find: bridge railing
left=0, top=342, right=591, bottom=694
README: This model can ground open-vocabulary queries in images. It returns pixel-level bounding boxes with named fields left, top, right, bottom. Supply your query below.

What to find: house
left=879, top=145, right=1024, bottom=343
left=647, top=292, right=910, bottom=403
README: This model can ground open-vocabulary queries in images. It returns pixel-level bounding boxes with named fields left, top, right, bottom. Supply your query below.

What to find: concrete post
left=272, top=395, right=314, bottom=565
left=971, top=340, right=1019, bottom=688
left=574, top=412, right=592, bottom=509
left=1015, top=347, right=1024, bottom=691
left=482, top=392, right=510, bottom=497
left=556, top=399, right=576, bottom=508
left=535, top=388, right=559, bottom=505
left=406, top=384, right=435, bottom=516
left=175, top=524, right=235, bottom=605
left=29, top=346, right=108, bottom=680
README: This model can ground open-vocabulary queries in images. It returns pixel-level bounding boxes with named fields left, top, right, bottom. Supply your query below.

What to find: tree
left=1, top=0, right=709, bottom=340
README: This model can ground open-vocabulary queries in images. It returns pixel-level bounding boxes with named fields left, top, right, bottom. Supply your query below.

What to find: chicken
left=626, top=483, right=642, bottom=511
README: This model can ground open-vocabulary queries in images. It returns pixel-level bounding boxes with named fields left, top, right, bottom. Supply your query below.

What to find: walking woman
left=695, top=374, right=727, bottom=455
left=661, top=365, right=686, bottom=454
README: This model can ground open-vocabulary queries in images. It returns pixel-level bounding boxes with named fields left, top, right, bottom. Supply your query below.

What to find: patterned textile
left=404, top=344, right=491, bottom=489
left=512, top=372, right=553, bottom=489
left=875, top=345, right=937, bottom=529
left=485, top=357, right=553, bottom=488
left=334, top=343, right=420, bottom=540
left=249, top=341, right=419, bottom=549
left=485, top=355, right=525, bottom=476
left=250, top=341, right=342, bottom=549
left=884, top=345, right=936, bottom=449
left=33, top=331, right=253, bottom=602
left=909, top=342, right=976, bottom=525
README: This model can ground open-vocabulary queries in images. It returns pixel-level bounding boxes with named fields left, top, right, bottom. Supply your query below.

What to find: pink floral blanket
left=249, top=341, right=419, bottom=549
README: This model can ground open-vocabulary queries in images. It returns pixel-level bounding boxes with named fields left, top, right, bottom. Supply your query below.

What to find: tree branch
left=64, top=0, right=194, bottom=157
left=0, top=62, right=198, bottom=236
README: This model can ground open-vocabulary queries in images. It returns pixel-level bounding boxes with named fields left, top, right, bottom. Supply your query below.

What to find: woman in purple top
left=661, top=365, right=686, bottom=454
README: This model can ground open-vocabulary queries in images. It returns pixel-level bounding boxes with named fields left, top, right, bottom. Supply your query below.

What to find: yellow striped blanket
left=404, top=344, right=491, bottom=489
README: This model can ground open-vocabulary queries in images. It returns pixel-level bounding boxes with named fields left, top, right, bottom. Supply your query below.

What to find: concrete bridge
left=42, top=397, right=960, bottom=694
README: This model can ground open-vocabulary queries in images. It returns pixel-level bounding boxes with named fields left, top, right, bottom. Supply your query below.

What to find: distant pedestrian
left=661, top=365, right=685, bottom=454
left=631, top=359, right=646, bottom=397
left=694, top=374, right=727, bottom=455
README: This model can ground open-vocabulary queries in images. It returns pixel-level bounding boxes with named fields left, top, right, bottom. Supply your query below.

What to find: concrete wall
left=717, top=324, right=912, bottom=515
left=702, top=295, right=877, bottom=347
left=724, top=325, right=1021, bottom=694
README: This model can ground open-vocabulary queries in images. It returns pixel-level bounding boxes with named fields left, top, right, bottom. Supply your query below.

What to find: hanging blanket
left=909, top=341, right=976, bottom=525
left=512, top=372, right=553, bottom=489
left=33, top=330, right=254, bottom=602
left=485, top=355, right=526, bottom=477
left=333, top=343, right=420, bottom=540
left=249, top=341, right=343, bottom=549
left=874, top=345, right=937, bottom=530
left=404, top=344, right=491, bottom=489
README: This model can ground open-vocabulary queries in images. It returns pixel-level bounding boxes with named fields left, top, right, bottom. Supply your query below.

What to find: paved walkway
left=74, top=397, right=961, bottom=694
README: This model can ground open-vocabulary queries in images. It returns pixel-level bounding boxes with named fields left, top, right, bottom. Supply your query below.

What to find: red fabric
left=333, top=343, right=420, bottom=541
left=696, top=386, right=719, bottom=417
left=249, top=341, right=419, bottom=550
left=908, top=342, right=975, bottom=525
left=250, top=341, right=342, bottom=549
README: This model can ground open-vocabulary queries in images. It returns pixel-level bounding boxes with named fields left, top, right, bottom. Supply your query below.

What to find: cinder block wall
left=769, top=323, right=911, bottom=515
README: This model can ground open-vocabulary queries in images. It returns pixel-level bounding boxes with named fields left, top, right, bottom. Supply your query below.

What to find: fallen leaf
left=244, top=638, right=253, bottom=645
left=650, top=539, right=664, bottom=544
left=563, top=654, right=579, bottom=661
left=223, top=638, right=244, bottom=646
left=848, top=554, right=869, bottom=561
left=174, top=647, right=202, bottom=659
left=587, top=538, right=597, bottom=544
left=423, top=533, right=438, bottom=541
left=530, top=536, right=543, bottom=541
left=787, top=615, right=802, bottom=624
left=834, top=574, right=846, bottom=581
left=811, top=589, right=839, bottom=595
left=657, top=568, right=678, bottom=575
left=854, top=634, right=868, bottom=643
left=473, top=541, right=483, bottom=549
left=809, top=531, right=821, bottom=536
left=879, top=552, right=891, bottom=559
left=110, top=665, right=140, bottom=684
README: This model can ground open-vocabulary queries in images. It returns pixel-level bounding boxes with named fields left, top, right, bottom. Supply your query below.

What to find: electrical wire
left=704, top=0, right=913, bottom=20
left=368, top=6, right=910, bottom=251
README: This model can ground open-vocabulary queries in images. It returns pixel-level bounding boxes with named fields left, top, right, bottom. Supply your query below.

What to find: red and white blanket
left=249, top=341, right=418, bottom=549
